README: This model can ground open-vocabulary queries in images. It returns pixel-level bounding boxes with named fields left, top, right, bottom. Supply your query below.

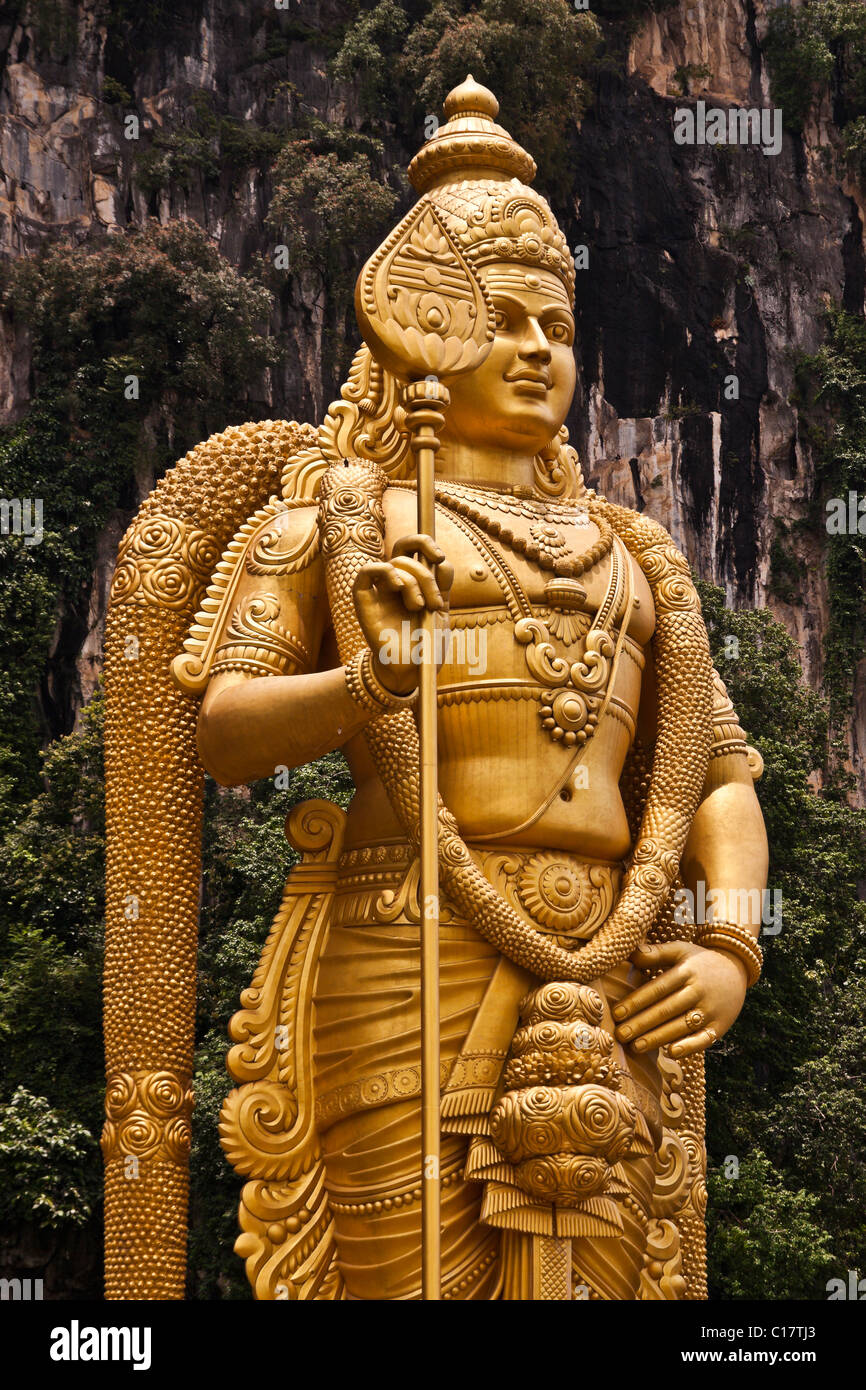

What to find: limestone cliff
left=0, top=0, right=863, bottom=791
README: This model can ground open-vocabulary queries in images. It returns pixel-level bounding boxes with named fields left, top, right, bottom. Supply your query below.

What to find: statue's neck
left=435, top=438, right=536, bottom=493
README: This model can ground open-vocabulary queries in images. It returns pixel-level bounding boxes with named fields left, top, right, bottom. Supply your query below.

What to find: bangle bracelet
left=695, top=920, right=763, bottom=987
left=345, top=647, right=418, bottom=714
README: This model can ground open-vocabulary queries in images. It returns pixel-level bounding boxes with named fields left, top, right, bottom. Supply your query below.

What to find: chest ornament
left=402, top=481, right=633, bottom=750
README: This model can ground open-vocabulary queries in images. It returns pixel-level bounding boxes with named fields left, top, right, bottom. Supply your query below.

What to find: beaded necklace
left=390, top=477, right=613, bottom=579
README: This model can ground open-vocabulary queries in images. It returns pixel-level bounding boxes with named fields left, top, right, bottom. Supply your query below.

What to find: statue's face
left=444, top=260, right=576, bottom=454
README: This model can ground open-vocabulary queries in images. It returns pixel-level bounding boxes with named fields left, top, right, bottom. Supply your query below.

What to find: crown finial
left=408, top=76, right=536, bottom=192
left=442, top=75, right=499, bottom=122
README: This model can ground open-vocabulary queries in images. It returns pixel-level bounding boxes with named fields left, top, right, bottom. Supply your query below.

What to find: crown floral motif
left=407, top=76, right=576, bottom=304
left=427, top=181, right=575, bottom=301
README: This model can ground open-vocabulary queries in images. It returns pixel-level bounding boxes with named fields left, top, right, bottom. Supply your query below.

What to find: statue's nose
left=519, top=317, right=551, bottom=358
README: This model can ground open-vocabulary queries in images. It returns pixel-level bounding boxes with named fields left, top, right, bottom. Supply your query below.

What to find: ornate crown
left=408, top=76, right=575, bottom=304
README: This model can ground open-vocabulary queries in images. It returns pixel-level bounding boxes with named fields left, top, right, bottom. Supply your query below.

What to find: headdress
left=409, top=75, right=575, bottom=305
left=306, top=75, right=581, bottom=499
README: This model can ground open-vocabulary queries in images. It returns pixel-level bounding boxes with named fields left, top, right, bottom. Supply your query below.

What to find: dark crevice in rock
left=843, top=197, right=865, bottom=317
left=679, top=413, right=716, bottom=535
left=744, top=0, right=763, bottom=106
left=628, top=456, right=645, bottom=511
left=719, top=275, right=768, bottom=600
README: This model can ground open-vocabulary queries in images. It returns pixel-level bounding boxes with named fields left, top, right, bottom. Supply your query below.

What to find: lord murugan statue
left=102, top=77, right=768, bottom=1300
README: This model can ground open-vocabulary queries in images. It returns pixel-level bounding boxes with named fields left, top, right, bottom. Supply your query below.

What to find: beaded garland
left=391, top=477, right=613, bottom=579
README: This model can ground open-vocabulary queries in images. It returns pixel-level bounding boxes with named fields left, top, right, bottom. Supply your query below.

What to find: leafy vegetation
left=0, top=223, right=274, bottom=804
left=765, top=0, right=866, bottom=179
left=134, top=90, right=285, bottom=197
left=267, top=118, right=397, bottom=282
left=795, top=308, right=866, bottom=728
left=699, top=583, right=866, bottom=1298
left=0, top=1089, right=98, bottom=1231
left=333, top=0, right=602, bottom=194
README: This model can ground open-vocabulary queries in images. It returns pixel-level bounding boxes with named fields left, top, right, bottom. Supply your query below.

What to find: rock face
left=0, top=0, right=863, bottom=793
left=574, top=0, right=865, bottom=792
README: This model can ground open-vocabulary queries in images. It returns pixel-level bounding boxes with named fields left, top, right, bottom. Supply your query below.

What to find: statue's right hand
left=352, top=534, right=454, bottom=696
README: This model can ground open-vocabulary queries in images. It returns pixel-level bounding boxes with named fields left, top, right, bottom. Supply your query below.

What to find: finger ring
left=685, top=1010, right=704, bottom=1030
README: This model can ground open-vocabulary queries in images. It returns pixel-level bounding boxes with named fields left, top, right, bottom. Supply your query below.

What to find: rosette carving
left=514, top=853, right=617, bottom=941
left=504, top=1020, right=615, bottom=1089
left=521, top=982, right=605, bottom=1026
left=101, top=1068, right=193, bottom=1168
left=489, top=983, right=652, bottom=1212
left=110, top=512, right=221, bottom=612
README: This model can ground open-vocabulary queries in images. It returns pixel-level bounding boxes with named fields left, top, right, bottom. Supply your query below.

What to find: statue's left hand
left=612, top=941, right=749, bottom=1059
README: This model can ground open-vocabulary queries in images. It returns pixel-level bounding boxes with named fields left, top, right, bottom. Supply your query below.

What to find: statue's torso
left=325, top=487, right=656, bottom=859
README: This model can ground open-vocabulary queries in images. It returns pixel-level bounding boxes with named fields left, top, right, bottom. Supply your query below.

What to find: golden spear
left=355, top=199, right=494, bottom=1298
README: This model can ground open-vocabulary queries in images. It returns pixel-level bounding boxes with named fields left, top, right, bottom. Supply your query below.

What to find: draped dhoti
left=311, top=839, right=688, bottom=1301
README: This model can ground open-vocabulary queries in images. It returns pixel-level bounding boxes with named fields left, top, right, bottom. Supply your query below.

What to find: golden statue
left=102, top=77, right=768, bottom=1301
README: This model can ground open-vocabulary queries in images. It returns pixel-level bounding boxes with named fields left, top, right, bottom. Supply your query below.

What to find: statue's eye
left=547, top=322, right=572, bottom=344
left=494, top=309, right=509, bottom=332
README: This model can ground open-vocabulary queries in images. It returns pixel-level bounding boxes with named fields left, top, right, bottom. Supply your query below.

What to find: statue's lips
left=507, top=376, right=550, bottom=397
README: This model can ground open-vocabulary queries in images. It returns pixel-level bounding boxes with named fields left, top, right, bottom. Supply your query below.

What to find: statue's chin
left=449, top=415, right=563, bottom=456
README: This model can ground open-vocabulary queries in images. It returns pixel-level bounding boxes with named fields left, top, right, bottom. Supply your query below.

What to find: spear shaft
left=354, top=196, right=493, bottom=1300
left=404, top=380, right=450, bottom=1300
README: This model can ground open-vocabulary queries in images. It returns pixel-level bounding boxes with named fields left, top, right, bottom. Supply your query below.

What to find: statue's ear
left=354, top=198, right=494, bottom=381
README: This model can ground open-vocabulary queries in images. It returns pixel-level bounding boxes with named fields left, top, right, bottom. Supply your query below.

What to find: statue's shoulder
left=172, top=494, right=322, bottom=696
left=590, top=493, right=696, bottom=591
left=589, top=492, right=677, bottom=554
left=243, top=497, right=321, bottom=569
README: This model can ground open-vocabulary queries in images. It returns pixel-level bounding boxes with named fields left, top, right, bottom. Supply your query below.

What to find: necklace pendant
left=544, top=578, right=586, bottom=611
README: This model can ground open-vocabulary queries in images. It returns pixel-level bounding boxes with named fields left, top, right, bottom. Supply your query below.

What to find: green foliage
left=331, top=0, right=410, bottom=110
left=333, top=0, right=601, bottom=194
left=671, top=62, right=712, bottom=98
left=267, top=118, right=398, bottom=281
left=101, top=75, right=132, bottom=106
left=0, top=700, right=106, bottom=1242
left=0, top=696, right=105, bottom=1121
left=707, top=1153, right=835, bottom=1300
left=0, top=222, right=274, bottom=804
left=0, top=1088, right=97, bottom=1230
left=767, top=523, right=802, bottom=606
left=765, top=0, right=866, bottom=149
left=134, top=89, right=290, bottom=193
left=699, top=583, right=866, bottom=1297
left=843, top=112, right=866, bottom=180
left=795, top=307, right=866, bottom=726
left=0, top=692, right=104, bottom=948
left=134, top=90, right=222, bottom=194
left=4, top=220, right=274, bottom=429
left=218, top=118, right=284, bottom=169
left=133, top=88, right=289, bottom=197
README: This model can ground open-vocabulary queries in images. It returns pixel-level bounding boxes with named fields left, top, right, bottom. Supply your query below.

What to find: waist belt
left=331, top=840, right=623, bottom=946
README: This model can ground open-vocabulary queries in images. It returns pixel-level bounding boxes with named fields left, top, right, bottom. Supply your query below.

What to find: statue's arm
left=635, top=654, right=768, bottom=935
left=195, top=529, right=361, bottom=784
left=613, top=663, right=768, bottom=1058
left=198, top=667, right=372, bottom=787
left=679, top=670, right=769, bottom=947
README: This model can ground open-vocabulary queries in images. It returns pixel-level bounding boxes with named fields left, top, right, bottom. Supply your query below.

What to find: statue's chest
left=383, top=488, right=655, bottom=649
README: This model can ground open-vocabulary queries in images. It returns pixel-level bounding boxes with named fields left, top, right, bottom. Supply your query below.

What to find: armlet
left=710, top=670, right=763, bottom=781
